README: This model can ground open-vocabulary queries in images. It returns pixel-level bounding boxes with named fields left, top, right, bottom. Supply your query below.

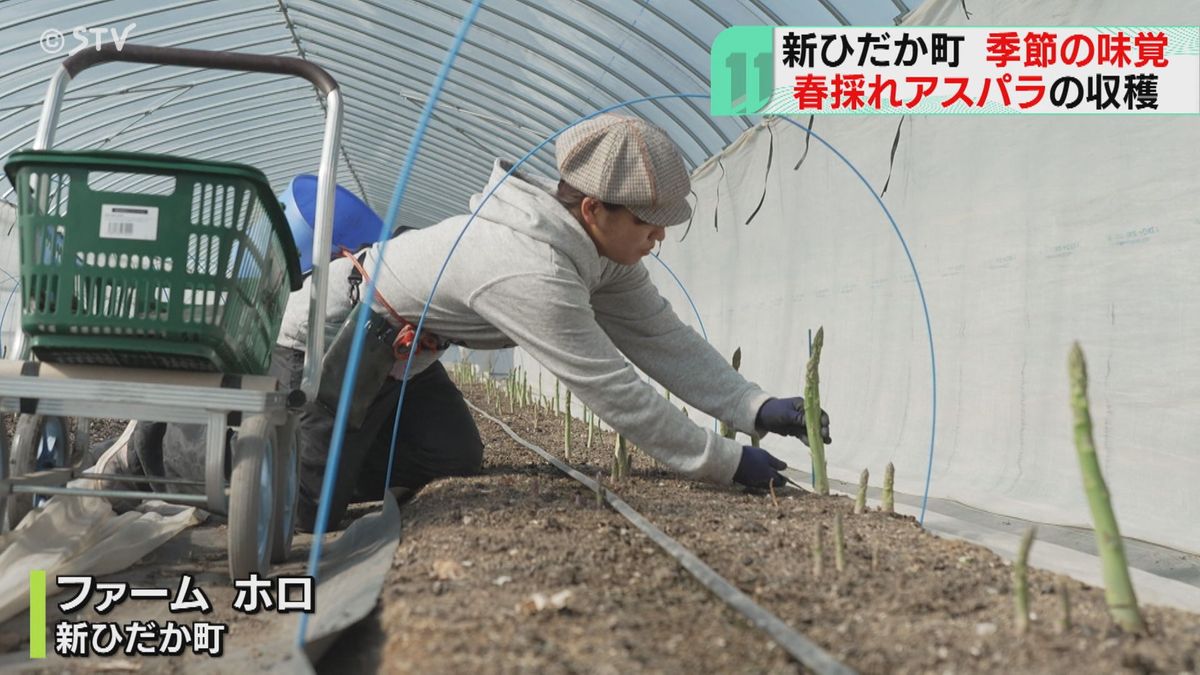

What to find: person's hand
left=755, top=397, right=831, bottom=447
left=732, top=446, right=788, bottom=489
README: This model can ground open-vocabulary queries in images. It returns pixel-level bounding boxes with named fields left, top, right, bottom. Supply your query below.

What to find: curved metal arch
left=325, top=147, right=470, bottom=207
left=228, top=144, right=468, bottom=222
left=0, top=0, right=118, bottom=32
left=0, top=37, right=295, bottom=154
left=350, top=0, right=720, bottom=159
left=153, top=119, right=322, bottom=162
left=0, top=36, right=297, bottom=148
left=106, top=98, right=482, bottom=199
left=249, top=156, right=440, bottom=216
left=350, top=0, right=658, bottom=130
left=0, top=6, right=369, bottom=211
left=0, top=37, right=292, bottom=135
left=288, top=37, right=562, bottom=194
left=310, top=90, right=537, bottom=189
left=627, top=0, right=757, bottom=130
left=289, top=70, right=557, bottom=198
left=285, top=34, right=559, bottom=171
left=124, top=124, right=321, bottom=173
left=0, top=0, right=256, bottom=59
left=744, top=0, right=789, bottom=26
left=560, top=0, right=747, bottom=138
left=0, top=85, right=312, bottom=199
left=808, top=0, right=851, bottom=25
left=337, top=112, right=515, bottom=191
left=287, top=28, right=561, bottom=146
left=328, top=135, right=497, bottom=207
left=486, top=0, right=732, bottom=154
left=0, top=6, right=286, bottom=100
left=0, top=68, right=304, bottom=166
left=87, top=85, right=316, bottom=148
left=102, top=140, right=320, bottom=195
left=283, top=47, right=560, bottom=181
left=0, top=85, right=170, bottom=153
left=121, top=110, right=319, bottom=159
left=290, top=3, right=585, bottom=138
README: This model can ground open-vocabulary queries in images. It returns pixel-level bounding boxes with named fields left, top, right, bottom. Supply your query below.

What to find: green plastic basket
left=4, top=150, right=302, bottom=375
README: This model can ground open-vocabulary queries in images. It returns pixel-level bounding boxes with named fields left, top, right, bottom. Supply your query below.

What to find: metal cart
left=0, top=44, right=343, bottom=580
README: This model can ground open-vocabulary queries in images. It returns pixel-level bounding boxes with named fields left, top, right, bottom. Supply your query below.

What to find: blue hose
left=649, top=252, right=708, bottom=342
left=378, top=111, right=937, bottom=525
left=306, top=92, right=939, bottom=651
left=647, top=252, right=719, bottom=433
left=369, top=107, right=939, bottom=534
left=778, top=117, right=937, bottom=524
left=380, top=94, right=710, bottom=490
left=296, top=0, right=485, bottom=647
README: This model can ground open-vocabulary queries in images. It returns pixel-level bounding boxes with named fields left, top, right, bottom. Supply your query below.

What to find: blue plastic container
left=280, top=175, right=383, bottom=273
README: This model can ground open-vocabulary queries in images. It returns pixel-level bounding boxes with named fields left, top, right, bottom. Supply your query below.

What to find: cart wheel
left=270, top=415, right=299, bottom=564
left=69, top=417, right=90, bottom=468
left=5, top=414, right=68, bottom=530
left=0, top=418, right=9, bottom=533
left=227, top=414, right=276, bottom=580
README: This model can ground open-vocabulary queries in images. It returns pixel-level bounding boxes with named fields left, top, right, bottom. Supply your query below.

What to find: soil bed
left=321, top=426, right=801, bottom=673
left=6, top=385, right=1197, bottom=673
left=325, top=378, right=1200, bottom=675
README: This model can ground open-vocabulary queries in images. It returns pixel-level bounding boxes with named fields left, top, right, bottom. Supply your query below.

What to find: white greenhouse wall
left=519, top=0, right=1200, bottom=556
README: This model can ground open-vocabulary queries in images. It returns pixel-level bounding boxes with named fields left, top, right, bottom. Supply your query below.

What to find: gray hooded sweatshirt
left=278, top=160, right=772, bottom=484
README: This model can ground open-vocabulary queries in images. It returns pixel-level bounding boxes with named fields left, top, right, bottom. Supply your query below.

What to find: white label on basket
left=99, top=204, right=158, bottom=241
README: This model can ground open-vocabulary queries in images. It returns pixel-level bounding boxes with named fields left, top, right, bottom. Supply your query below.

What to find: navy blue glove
left=732, top=446, right=788, bottom=489
left=755, top=397, right=831, bottom=447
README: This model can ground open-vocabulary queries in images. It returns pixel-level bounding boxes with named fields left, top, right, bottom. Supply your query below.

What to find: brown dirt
left=323, top=378, right=1200, bottom=675
left=322, top=437, right=801, bottom=673
left=4, top=381, right=1197, bottom=674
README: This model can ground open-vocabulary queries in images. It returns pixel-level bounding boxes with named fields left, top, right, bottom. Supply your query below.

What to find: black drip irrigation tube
left=466, top=400, right=858, bottom=675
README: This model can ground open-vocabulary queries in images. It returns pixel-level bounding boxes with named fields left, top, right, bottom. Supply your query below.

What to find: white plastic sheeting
left=645, top=0, right=1199, bottom=555
left=0, top=423, right=202, bottom=625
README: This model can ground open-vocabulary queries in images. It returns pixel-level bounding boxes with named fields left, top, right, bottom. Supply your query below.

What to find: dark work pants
left=293, top=353, right=484, bottom=533
left=130, top=346, right=483, bottom=532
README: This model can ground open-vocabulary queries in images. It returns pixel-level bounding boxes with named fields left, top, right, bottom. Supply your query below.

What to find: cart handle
left=24, top=43, right=342, bottom=401
left=61, top=43, right=338, bottom=96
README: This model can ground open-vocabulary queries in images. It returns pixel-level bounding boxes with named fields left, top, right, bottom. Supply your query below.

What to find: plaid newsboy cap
left=555, top=113, right=692, bottom=227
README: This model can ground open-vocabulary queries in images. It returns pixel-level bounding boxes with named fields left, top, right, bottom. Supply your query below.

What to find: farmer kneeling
left=283, top=113, right=832, bottom=532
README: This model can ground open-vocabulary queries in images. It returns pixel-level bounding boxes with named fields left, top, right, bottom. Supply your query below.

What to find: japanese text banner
left=710, top=26, right=1200, bottom=115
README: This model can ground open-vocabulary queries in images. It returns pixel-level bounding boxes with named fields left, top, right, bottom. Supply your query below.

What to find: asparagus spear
left=1057, top=581, right=1072, bottom=634
left=613, top=434, right=629, bottom=481
left=833, top=513, right=846, bottom=573
left=805, top=327, right=828, bottom=494
left=811, top=526, right=824, bottom=578
left=854, top=468, right=869, bottom=514
left=564, top=389, right=573, bottom=461
left=1014, top=526, right=1037, bottom=634
left=1069, top=343, right=1145, bottom=633
left=882, top=462, right=895, bottom=513
left=721, top=347, right=742, bottom=440
left=586, top=408, right=595, bottom=449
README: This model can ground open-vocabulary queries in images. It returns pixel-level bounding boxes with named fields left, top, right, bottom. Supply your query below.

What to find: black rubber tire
left=0, top=417, right=9, bottom=533
left=227, top=415, right=276, bottom=580
left=4, top=414, right=62, bottom=530
left=69, top=417, right=90, bottom=468
left=270, top=415, right=299, bottom=564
